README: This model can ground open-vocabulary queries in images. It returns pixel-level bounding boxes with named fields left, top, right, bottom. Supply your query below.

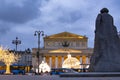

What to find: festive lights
left=36, top=61, right=51, bottom=73
left=0, top=47, right=20, bottom=74
left=62, top=54, right=81, bottom=69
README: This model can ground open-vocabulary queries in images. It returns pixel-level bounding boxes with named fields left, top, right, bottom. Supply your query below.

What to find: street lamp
left=12, top=37, right=21, bottom=51
left=34, top=30, right=44, bottom=74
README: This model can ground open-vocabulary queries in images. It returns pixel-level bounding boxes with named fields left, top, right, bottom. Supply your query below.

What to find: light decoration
left=36, top=61, right=51, bottom=73
left=62, top=54, right=81, bottom=69
left=0, top=47, right=20, bottom=74
left=86, top=65, right=89, bottom=68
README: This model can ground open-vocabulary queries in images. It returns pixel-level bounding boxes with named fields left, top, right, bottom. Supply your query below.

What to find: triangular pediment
left=46, top=32, right=87, bottom=39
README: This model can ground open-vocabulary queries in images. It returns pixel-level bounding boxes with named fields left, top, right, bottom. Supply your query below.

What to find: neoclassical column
left=88, top=56, right=90, bottom=64
left=55, top=56, right=58, bottom=68
left=80, top=56, right=82, bottom=64
left=86, top=56, right=89, bottom=64
left=80, top=56, right=83, bottom=69
left=61, top=56, right=64, bottom=66
left=43, top=56, right=46, bottom=62
left=49, top=56, right=52, bottom=68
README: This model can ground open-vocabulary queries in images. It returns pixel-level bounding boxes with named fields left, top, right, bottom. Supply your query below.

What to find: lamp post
left=12, top=37, right=21, bottom=51
left=34, top=31, right=44, bottom=74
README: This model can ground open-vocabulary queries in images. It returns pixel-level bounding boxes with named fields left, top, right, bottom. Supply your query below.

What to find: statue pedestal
left=60, top=72, right=120, bottom=77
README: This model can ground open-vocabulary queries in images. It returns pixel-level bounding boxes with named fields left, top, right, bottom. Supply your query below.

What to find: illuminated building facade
left=32, top=32, right=93, bottom=70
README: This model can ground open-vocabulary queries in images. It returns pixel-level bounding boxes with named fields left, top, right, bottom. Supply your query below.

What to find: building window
left=76, top=42, right=80, bottom=47
left=82, top=42, right=85, bottom=47
left=70, top=43, right=73, bottom=47
left=72, top=42, right=76, bottom=47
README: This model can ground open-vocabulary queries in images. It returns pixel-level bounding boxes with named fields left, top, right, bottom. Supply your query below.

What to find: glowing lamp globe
left=62, top=54, right=81, bottom=69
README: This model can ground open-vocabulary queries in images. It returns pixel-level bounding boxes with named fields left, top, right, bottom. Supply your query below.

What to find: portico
left=32, top=32, right=93, bottom=70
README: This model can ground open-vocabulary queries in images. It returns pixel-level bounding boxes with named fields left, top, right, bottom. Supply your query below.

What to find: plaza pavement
left=0, top=75, right=120, bottom=80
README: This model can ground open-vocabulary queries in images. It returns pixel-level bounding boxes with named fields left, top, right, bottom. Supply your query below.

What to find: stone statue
left=89, top=8, right=120, bottom=72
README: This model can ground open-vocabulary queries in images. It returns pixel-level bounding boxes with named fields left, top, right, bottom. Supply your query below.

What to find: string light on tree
left=0, top=47, right=20, bottom=74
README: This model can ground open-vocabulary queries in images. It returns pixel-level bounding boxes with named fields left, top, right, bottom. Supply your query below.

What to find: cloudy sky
left=0, top=0, right=120, bottom=51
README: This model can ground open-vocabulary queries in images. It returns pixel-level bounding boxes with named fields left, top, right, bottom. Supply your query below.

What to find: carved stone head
left=100, top=8, right=109, bottom=13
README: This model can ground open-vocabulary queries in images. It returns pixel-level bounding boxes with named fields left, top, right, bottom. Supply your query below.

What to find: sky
left=0, top=0, right=120, bottom=51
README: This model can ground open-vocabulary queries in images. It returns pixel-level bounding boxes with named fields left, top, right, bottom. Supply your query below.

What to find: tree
left=0, top=47, right=20, bottom=74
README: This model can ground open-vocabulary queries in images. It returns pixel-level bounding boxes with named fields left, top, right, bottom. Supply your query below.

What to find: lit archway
left=62, top=54, right=81, bottom=69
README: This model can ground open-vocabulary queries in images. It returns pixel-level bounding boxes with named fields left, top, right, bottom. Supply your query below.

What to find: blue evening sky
left=0, top=0, right=120, bottom=50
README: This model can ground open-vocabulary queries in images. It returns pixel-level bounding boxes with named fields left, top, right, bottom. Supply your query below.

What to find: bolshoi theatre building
left=32, top=32, right=93, bottom=71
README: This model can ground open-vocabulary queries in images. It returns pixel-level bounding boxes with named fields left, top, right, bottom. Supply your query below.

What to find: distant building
left=32, top=32, right=93, bottom=71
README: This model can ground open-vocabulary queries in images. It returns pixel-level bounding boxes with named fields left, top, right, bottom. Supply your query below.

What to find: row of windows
left=18, top=55, right=32, bottom=65
left=45, top=42, right=87, bottom=47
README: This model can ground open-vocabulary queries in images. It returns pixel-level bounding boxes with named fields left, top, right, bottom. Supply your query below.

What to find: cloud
left=0, top=0, right=120, bottom=50
left=0, top=0, right=40, bottom=23
left=0, top=21, right=12, bottom=35
left=34, top=0, right=119, bottom=47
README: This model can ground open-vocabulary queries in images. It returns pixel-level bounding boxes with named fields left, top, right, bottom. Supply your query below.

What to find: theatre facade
left=32, top=32, right=93, bottom=70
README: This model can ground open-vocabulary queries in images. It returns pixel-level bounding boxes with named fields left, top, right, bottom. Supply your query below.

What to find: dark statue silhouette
left=89, top=8, right=120, bottom=72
